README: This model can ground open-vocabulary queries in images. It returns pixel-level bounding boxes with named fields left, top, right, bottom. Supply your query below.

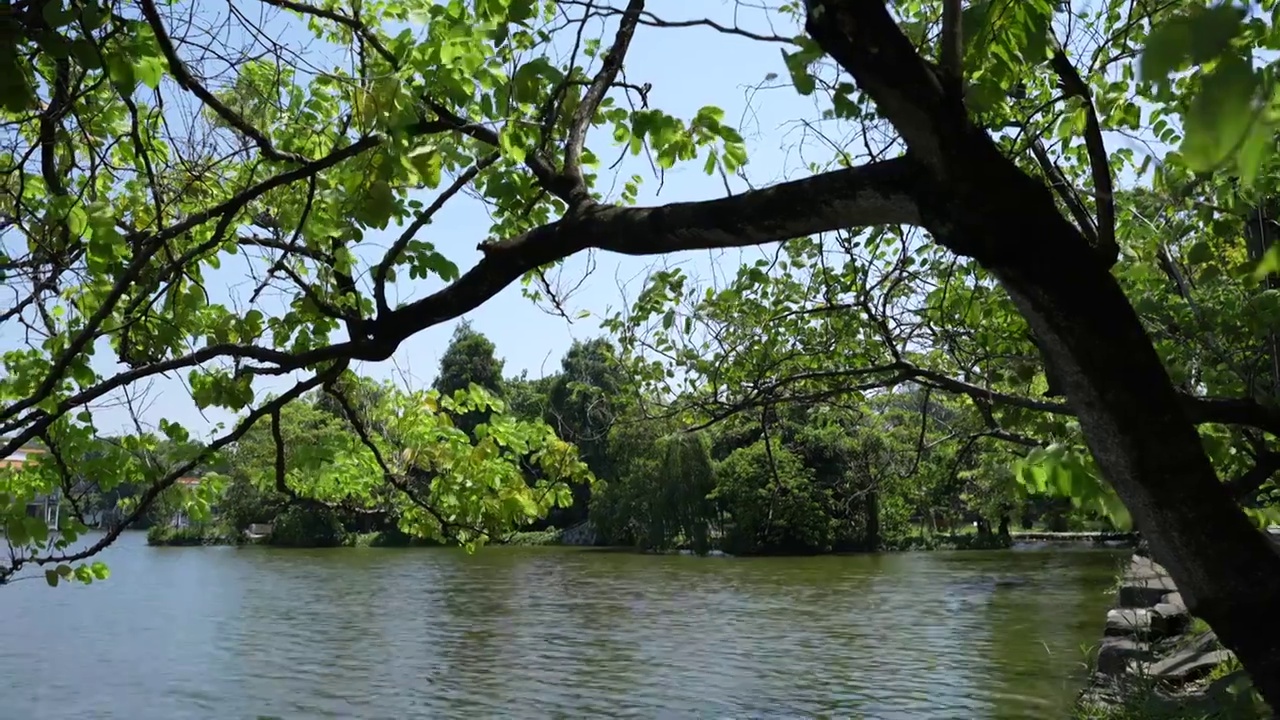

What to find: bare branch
left=1050, top=49, right=1117, bottom=266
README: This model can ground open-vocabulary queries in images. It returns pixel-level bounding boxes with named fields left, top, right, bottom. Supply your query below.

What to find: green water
left=0, top=532, right=1126, bottom=718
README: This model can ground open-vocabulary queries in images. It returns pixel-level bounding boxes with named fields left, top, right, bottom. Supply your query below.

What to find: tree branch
left=563, top=0, right=645, bottom=204
left=258, top=0, right=397, bottom=67
left=1049, top=49, right=1117, bottom=266
left=1224, top=451, right=1280, bottom=500
left=373, top=152, right=500, bottom=314
left=139, top=0, right=308, bottom=164
left=386, top=158, right=923, bottom=348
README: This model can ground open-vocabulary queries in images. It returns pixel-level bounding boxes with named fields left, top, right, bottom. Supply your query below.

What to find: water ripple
left=0, top=534, right=1124, bottom=719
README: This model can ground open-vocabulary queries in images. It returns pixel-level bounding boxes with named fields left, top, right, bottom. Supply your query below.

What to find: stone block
left=1147, top=649, right=1234, bottom=684
left=1105, top=608, right=1152, bottom=637
left=1118, top=575, right=1178, bottom=608
left=1151, top=602, right=1190, bottom=637
left=1097, top=636, right=1151, bottom=675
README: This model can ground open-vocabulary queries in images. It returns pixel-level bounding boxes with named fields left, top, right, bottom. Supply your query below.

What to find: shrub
left=268, top=505, right=345, bottom=547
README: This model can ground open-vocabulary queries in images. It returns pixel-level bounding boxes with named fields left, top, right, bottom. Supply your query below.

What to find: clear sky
left=1, top=1, right=829, bottom=438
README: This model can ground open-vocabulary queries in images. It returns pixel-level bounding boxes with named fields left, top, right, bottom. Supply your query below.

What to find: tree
left=432, top=321, right=506, bottom=437
left=545, top=338, right=626, bottom=524
left=434, top=321, right=506, bottom=398
left=2, top=0, right=1280, bottom=704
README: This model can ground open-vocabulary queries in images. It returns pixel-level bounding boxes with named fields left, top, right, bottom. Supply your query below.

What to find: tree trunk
left=998, top=514, right=1011, bottom=540
left=864, top=489, right=880, bottom=550
left=803, top=1, right=1280, bottom=707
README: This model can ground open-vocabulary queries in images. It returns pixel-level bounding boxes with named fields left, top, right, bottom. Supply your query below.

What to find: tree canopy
left=3, top=0, right=1280, bottom=707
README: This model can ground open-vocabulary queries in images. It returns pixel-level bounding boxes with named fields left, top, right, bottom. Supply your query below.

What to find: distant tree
left=433, top=322, right=507, bottom=438
left=434, top=322, right=506, bottom=398
left=545, top=338, right=627, bottom=525
left=504, top=371, right=559, bottom=423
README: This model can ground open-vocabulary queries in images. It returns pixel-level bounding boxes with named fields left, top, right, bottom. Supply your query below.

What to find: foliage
left=595, top=424, right=717, bottom=552
left=542, top=338, right=628, bottom=524
left=268, top=505, right=346, bottom=548
left=147, top=524, right=236, bottom=547
left=434, top=322, right=506, bottom=437
left=713, top=440, right=828, bottom=555
left=222, top=378, right=594, bottom=549
left=503, top=526, right=565, bottom=546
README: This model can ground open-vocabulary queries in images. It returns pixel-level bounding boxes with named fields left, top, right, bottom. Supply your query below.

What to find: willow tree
left=2, top=0, right=1280, bottom=704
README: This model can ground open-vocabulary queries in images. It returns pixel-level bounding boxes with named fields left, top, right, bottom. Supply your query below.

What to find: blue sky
left=1, top=1, right=829, bottom=438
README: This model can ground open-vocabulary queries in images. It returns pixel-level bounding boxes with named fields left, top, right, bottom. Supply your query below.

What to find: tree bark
left=864, top=489, right=880, bottom=550
left=804, top=0, right=1280, bottom=707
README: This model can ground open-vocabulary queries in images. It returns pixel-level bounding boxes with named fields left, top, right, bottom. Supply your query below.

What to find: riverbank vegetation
left=3, top=0, right=1280, bottom=711
left=143, top=325, right=1119, bottom=552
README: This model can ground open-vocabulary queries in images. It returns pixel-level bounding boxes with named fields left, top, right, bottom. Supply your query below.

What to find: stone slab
left=1097, top=636, right=1151, bottom=675
left=1151, top=602, right=1190, bottom=636
left=1118, top=575, right=1178, bottom=608
left=1147, top=649, right=1234, bottom=683
left=1105, top=608, right=1153, bottom=637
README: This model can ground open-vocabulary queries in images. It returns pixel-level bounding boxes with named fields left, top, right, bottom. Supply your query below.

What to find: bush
left=146, top=524, right=233, bottom=546
left=268, top=505, right=345, bottom=547
left=504, top=527, right=564, bottom=546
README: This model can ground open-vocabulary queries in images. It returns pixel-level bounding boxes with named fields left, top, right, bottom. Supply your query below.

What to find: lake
left=0, top=532, right=1126, bottom=718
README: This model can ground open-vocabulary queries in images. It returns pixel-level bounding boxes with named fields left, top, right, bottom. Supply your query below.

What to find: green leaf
left=1141, top=5, right=1245, bottom=83
left=1255, top=244, right=1280, bottom=281
left=780, top=49, right=816, bottom=96
left=90, top=561, right=111, bottom=580
left=45, top=569, right=59, bottom=587
left=510, top=58, right=562, bottom=105
left=410, top=149, right=443, bottom=189
left=1181, top=53, right=1258, bottom=172
left=41, top=0, right=75, bottom=28
left=358, top=181, right=397, bottom=229
left=702, top=152, right=717, bottom=176
left=1236, top=114, right=1274, bottom=188
left=105, top=55, right=137, bottom=93
left=136, top=56, right=167, bottom=90
left=1186, top=241, right=1214, bottom=265
left=67, top=205, right=88, bottom=238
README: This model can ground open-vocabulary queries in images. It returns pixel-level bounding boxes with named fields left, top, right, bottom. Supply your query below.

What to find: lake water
left=0, top=532, right=1126, bottom=718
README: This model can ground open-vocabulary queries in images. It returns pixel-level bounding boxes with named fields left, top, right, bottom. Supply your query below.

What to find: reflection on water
left=0, top=532, right=1124, bottom=718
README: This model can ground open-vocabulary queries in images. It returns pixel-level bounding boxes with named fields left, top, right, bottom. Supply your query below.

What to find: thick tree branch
left=939, top=0, right=963, bottom=97
left=563, top=0, right=644, bottom=204
left=384, top=158, right=923, bottom=348
left=804, top=0, right=953, bottom=164
left=1224, top=451, right=1280, bottom=499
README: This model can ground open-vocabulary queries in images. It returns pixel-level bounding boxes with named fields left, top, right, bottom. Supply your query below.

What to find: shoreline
left=146, top=523, right=1140, bottom=554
